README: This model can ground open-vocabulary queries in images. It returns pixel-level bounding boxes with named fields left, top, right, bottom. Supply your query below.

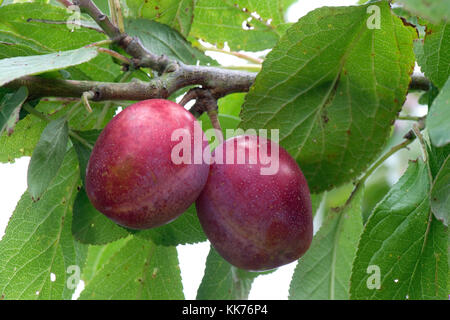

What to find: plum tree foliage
left=0, top=0, right=448, bottom=300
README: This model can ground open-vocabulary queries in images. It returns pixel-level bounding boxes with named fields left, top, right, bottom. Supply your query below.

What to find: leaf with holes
left=27, top=117, right=69, bottom=201
left=350, top=160, right=448, bottom=300
left=240, top=2, right=417, bottom=193
left=79, top=237, right=184, bottom=300
left=289, top=188, right=364, bottom=300
left=190, top=0, right=296, bottom=51
left=0, top=150, right=87, bottom=300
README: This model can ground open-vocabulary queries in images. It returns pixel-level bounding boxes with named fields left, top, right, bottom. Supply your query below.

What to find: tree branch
left=73, top=0, right=120, bottom=38
left=6, top=66, right=255, bottom=101
left=1, top=0, right=433, bottom=105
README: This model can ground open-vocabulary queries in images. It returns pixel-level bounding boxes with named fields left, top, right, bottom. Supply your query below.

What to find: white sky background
left=0, top=0, right=363, bottom=300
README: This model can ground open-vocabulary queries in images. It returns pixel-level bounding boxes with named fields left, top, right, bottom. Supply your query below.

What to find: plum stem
left=207, top=110, right=224, bottom=144
left=179, top=88, right=224, bottom=142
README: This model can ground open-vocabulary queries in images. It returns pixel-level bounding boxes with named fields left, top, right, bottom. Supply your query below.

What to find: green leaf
left=36, top=100, right=118, bottom=131
left=415, top=22, right=450, bottom=89
left=427, top=140, right=450, bottom=178
left=82, top=237, right=130, bottom=285
left=218, top=92, right=245, bottom=118
left=72, top=187, right=130, bottom=245
left=70, top=129, right=101, bottom=185
left=0, top=149, right=87, bottom=300
left=0, top=114, right=46, bottom=163
left=431, top=155, right=450, bottom=226
left=0, top=86, right=28, bottom=135
left=289, top=188, right=364, bottom=300
left=361, top=169, right=390, bottom=224
left=135, top=204, right=206, bottom=246
left=196, top=246, right=271, bottom=300
left=27, top=117, right=69, bottom=201
left=396, top=0, right=450, bottom=23
left=124, top=0, right=195, bottom=36
left=79, top=237, right=184, bottom=300
left=427, top=78, right=450, bottom=147
left=350, top=160, right=448, bottom=300
left=190, top=0, right=296, bottom=51
left=240, top=2, right=417, bottom=193
left=0, top=47, right=98, bottom=86
left=124, top=18, right=216, bottom=66
left=0, top=3, right=121, bottom=81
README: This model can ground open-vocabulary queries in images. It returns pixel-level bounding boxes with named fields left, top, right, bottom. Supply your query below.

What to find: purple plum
left=196, top=135, right=313, bottom=271
left=86, top=99, right=210, bottom=230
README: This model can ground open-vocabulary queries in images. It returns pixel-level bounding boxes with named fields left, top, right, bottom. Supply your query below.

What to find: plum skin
left=85, top=99, right=210, bottom=230
left=196, top=135, right=313, bottom=271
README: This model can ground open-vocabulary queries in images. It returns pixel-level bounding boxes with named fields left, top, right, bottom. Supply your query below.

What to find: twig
left=94, top=71, right=132, bottom=129
left=82, top=91, right=94, bottom=113
left=198, top=45, right=263, bottom=64
left=397, top=115, right=423, bottom=121
left=221, top=65, right=262, bottom=72
left=73, top=0, right=121, bottom=38
left=339, top=137, right=415, bottom=210
left=403, top=116, right=426, bottom=140
left=97, top=47, right=131, bottom=65
left=208, top=109, right=223, bottom=144
left=22, top=103, right=50, bottom=122
left=84, top=39, right=113, bottom=48
left=180, top=88, right=223, bottom=143
left=69, top=130, right=94, bottom=149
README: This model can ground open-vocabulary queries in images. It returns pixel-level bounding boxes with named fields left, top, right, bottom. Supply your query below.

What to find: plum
left=196, top=135, right=313, bottom=271
left=85, top=99, right=210, bottom=230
